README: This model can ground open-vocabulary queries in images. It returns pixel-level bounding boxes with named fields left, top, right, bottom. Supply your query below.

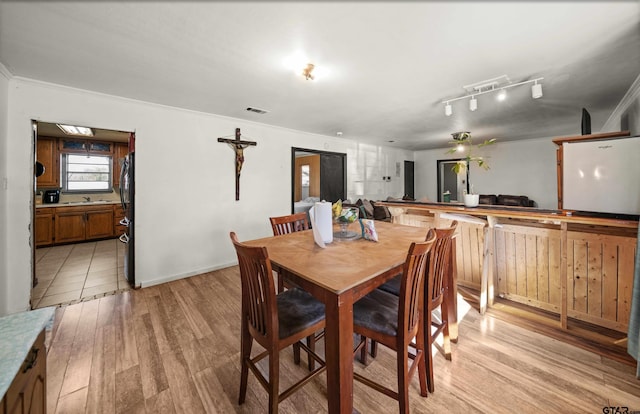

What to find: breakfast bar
left=379, top=201, right=639, bottom=333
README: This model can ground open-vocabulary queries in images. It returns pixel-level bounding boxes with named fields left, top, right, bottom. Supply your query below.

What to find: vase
left=463, top=193, right=479, bottom=207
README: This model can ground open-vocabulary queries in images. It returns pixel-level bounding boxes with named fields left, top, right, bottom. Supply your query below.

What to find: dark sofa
left=479, top=194, right=535, bottom=207
left=343, top=198, right=392, bottom=222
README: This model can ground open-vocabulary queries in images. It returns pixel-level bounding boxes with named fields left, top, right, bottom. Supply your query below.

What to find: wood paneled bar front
left=378, top=201, right=638, bottom=333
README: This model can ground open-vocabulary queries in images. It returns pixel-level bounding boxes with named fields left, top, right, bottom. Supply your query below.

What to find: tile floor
left=33, top=239, right=131, bottom=309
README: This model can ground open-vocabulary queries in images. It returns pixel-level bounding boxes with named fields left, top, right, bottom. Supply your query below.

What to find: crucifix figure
left=217, top=128, right=257, bottom=200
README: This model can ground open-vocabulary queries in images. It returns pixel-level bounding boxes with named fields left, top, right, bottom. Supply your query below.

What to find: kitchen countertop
left=36, top=200, right=120, bottom=208
left=0, top=307, right=55, bottom=398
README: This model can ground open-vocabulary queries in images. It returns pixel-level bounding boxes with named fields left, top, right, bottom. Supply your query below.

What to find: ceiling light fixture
left=531, top=80, right=543, bottom=99
left=469, top=96, right=478, bottom=111
left=440, top=75, right=544, bottom=116
left=302, top=63, right=315, bottom=80
left=445, top=102, right=452, bottom=116
left=56, top=124, right=94, bottom=137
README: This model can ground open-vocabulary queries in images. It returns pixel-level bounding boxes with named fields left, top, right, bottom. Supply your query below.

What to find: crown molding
left=0, top=61, right=13, bottom=80
left=602, top=73, right=640, bottom=132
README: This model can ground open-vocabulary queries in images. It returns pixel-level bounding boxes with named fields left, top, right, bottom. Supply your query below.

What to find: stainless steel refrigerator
left=119, top=152, right=135, bottom=286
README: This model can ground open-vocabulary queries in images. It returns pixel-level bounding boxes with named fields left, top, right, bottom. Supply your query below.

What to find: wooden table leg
left=323, top=292, right=355, bottom=414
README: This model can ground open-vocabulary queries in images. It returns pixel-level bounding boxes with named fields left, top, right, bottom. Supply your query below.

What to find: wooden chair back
left=399, top=229, right=437, bottom=338
left=269, top=212, right=310, bottom=236
left=230, top=232, right=278, bottom=348
left=426, top=221, right=457, bottom=310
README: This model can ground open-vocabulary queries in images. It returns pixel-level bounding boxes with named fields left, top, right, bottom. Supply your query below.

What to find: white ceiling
left=1, top=1, right=638, bottom=150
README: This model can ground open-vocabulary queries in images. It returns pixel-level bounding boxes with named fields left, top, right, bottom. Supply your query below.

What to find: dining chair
left=269, top=212, right=322, bottom=370
left=230, top=232, right=326, bottom=414
left=270, top=212, right=309, bottom=237
left=373, top=220, right=458, bottom=392
left=422, top=220, right=457, bottom=392
left=351, top=229, right=436, bottom=414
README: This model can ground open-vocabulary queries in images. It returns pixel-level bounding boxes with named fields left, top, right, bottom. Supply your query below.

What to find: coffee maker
left=43, top=189, right=60, bottom=204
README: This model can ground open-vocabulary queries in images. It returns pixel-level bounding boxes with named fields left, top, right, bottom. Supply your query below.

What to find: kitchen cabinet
left=36, top=138, right=58, bottom=188
left=34, top=208, right=54, bottom=247
left=85, top=209, right=114, bottom=239
left=54, top=205, right=115, bottom=243
left=58, top=138, right=113, bottom=155
left=54, top=208, right=86, bottom=244
left=114, top=205, right=126, bottom=237
left=0, top=309, right=53, bottom=414
left=113, top=143, right=128, bottom=188
left=1, top=331, right=46, bottom=414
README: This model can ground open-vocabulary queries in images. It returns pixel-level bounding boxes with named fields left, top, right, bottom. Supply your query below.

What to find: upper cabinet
left=113, top=143, right=129, bottom=188
left=36, top=137, right=59, bottom=188
left=58, top=138, right=113, bottom=155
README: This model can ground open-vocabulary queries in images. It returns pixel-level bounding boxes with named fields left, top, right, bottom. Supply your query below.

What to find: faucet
left=83, top=196, right=91, bottom=202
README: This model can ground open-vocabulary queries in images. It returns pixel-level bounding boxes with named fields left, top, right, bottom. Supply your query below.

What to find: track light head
left=469, top=96, right=477, bottom=111
left=445, top=102, right=452, bottom=116
left=497, top=89, right=507, bottom=102
left=531, top=82, right=543, bottom=99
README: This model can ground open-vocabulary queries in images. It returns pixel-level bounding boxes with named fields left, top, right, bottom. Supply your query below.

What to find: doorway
left=291, top=148, right=346, bottom=214
left=437, top=158, right=469, bottom=202
left=404, top=160, right=414, bottom=199
left=32, top=121, right=133, bottom=309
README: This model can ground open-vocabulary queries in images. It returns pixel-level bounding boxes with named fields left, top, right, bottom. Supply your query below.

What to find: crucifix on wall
left=217, top=128, right=257, bottom=200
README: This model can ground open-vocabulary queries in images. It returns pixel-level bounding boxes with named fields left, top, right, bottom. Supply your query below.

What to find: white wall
left=3, top=78, right=411, bottom=314
left=0, top=64, right=10, bottom=315
left=414, top=137, right=558, bottom=209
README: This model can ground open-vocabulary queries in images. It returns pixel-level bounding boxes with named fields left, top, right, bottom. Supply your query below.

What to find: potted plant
left=445, top=132, right=496, bottom=207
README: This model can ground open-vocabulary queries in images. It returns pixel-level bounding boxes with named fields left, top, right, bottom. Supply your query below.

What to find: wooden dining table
left=245, top=220, right=456, bottom=413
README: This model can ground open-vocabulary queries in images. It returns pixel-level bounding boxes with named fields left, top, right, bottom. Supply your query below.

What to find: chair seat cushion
left=377, top=275, right=401, bottom=296
left=277, top=288, right=325, bottom=339
left=353, top=289, right=399, bottom=336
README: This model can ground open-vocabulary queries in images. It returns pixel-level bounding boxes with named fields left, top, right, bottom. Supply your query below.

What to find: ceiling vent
left=246, top=107, right=268, bottom=114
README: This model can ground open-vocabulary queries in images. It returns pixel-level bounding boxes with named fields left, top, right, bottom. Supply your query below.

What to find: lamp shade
left=469, top=97, right=477, bottom=111
left=531, top=83, right=543, bottom=99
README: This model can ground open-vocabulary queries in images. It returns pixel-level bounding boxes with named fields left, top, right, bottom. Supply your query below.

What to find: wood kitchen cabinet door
left=86, top=209, right=114, bottom=239
left=3, top=330, right=46, bottom=414
left=55, top=210, right=86, bottom=243
left=113, top=143, right=128, bottom=188
left=36, top=137, right=58, bottom=188
left=34, top=209, right=54, bottom=247
left=114, top=205, right=126, bottom=236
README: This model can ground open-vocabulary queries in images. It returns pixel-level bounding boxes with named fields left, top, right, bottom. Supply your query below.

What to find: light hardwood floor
left=46, top=266, right=640, bottom=413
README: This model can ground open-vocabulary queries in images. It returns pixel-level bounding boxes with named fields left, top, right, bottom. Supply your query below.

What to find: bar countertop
left=378, top=200, right=639, bottom=229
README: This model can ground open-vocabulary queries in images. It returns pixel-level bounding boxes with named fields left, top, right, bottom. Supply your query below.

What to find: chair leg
left=370, top=339, right=378, bottom=358
left=268, top=349, right=280, bottom=414
left=441, top=302, right=452, bottom=361
left=307, top=334, right=316, bottom=370
left=425, top=309, right=435, bottom=393
left=360, top=336, right=368, bottom=365
left=238, top=324, right=253, bottom=405
left=277, top=271, right=284, bottom=293
left=397, top=344, right=409, bottom=414
left=415, top=326, right=428, bottom=397
left=293, top=341, right=301, bottom=365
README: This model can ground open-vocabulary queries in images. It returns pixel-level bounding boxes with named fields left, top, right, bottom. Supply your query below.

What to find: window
left=61, top=153, right=112, bottom=191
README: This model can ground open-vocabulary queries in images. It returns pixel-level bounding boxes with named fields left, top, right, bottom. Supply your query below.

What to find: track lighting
left=445, top=102, right=452, bottom=116
left=531, top=80, right=543, bottom=99
left=441, top=75, right=543, bottom=116
left=469, top=96, right=477, bottom=111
